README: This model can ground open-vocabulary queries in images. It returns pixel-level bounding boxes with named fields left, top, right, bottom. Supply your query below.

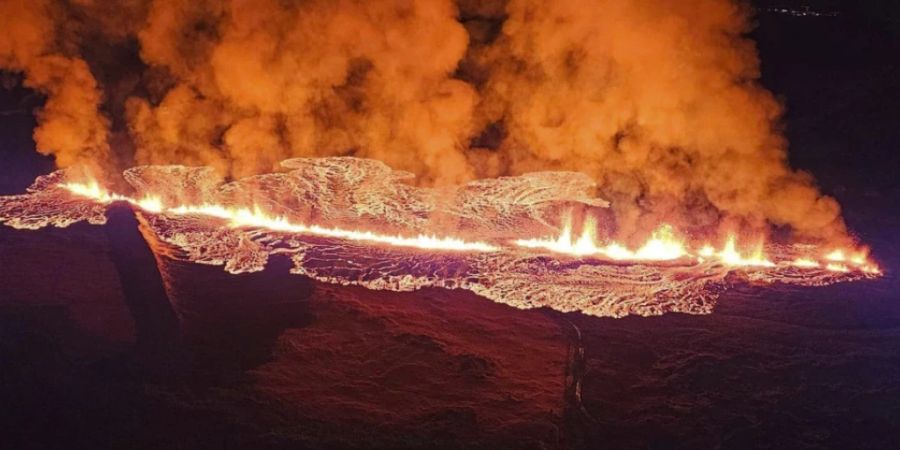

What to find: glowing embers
left=514, top=215, right=689, bottom=262
left=59, top=182, right=498, bottom=253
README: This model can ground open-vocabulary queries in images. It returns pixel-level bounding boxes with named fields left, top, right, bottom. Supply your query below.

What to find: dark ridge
left=104, top=203, right=180, bottom=370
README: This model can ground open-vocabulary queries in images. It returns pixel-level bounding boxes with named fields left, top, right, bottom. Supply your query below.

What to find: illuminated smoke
left=0, top=0, right=849, bottom=243
left=0, top=0, right=114, bottom=178
left=473, top=0, right=845, bottom=243
left=129, top=0, right=477, bottom=184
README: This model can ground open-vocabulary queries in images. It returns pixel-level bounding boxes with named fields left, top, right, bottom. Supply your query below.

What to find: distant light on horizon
left=762, top=6, right=839, bottom=18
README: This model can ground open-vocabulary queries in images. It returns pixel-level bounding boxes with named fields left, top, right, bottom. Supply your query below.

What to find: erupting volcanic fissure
left=60, top=180, right=501, bottom=253
left=0, top=158, right=881, bottom=318
left=53, top=179, right=880, bottom=273
left=0, top=0, right=886, bottom=317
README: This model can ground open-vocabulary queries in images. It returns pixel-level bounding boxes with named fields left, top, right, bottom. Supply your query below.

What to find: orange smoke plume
left=0, top=0, right=113, bottom=178
left=474, top=0, right=845, bottom=242
left=0, top=0, right=854, bottom=246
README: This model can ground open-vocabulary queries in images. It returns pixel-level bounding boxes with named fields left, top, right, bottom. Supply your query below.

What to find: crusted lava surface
left=0, top=158, right=877, bottom=320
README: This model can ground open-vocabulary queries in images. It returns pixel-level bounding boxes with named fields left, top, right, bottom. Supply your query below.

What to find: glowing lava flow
left=514, top=217, right=688, bottom=261
left=59, top=182, right=498, bottom=253
left=57, top=181, right=881, bottom=274
left=513, top=214, right=880, bottom=273
left=824, top=248, right=880, bottom=274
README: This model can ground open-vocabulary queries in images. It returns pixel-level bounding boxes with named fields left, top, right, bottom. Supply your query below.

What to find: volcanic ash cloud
left=0, top=0, right=849, bottom=244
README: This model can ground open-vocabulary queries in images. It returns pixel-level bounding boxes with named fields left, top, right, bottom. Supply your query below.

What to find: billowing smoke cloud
left=0, top=0, right=848, bottom=243
left=471, top=0, right=845, bottom=242
left=0, top=0, right=114, bottom=178
left=128, top=0, right=477, bottom=184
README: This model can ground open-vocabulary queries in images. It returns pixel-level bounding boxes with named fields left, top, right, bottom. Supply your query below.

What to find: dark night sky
left=752, top=2, right=900, bottom=191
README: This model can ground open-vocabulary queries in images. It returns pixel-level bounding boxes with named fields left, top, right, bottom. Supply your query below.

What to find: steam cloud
left=0, top=0, right=847, bottom=243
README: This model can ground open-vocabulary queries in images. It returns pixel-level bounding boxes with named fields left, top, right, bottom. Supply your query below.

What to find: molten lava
left=0, top=158, right=883, bottom=318
left=59, top=182, right=499, bottom=253
left=59, top=179, right=880, bottom=274
left=515, top=218, right=688, bottom=261
left=513, top=214, right=877, bottom=274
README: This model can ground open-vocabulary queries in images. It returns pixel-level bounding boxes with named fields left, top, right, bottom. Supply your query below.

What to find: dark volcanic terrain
left=1, top=210, right=572, bottom=448
left=1, top=191, right=896, bottom=449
